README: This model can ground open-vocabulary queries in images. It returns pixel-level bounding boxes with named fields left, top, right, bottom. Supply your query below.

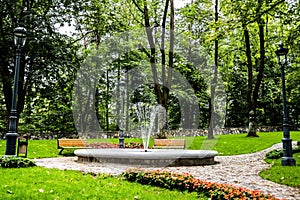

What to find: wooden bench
left=57, top=139, right=91, bottom=155
left=152, top=139, right=186, bottom=149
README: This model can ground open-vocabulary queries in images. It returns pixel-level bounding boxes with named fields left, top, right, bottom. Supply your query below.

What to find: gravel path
left=35, top=143, right=300, bottom=200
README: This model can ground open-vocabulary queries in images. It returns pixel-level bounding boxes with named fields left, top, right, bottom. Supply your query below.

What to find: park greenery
left=0, top=156, right=36, bottom=168
left=0, top=0, right=300, bottom=197
left=0, top=1, right=300, bottom=138
left=0, top=131, right=299, bottom=158
left=0, top=132, right=299, bottom=199
left=0, top=168, right=203, bottom=200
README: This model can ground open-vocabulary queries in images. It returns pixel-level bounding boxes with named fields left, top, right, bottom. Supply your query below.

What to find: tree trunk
left=165, top=0, right=174, bottom=129
left=208, top=0, right=219, bottom=139
left=140, top=0, right=175, bottom=138
left=245, top=0, right=265, bottom=137
left=244, top=27, right=258, bottom=137
left=143, top=1, right=161, bottom=101
left=160, top=0, right=170, bottom=136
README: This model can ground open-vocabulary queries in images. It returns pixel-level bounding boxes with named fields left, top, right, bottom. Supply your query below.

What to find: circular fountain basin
left=75, top=149, right=218, bottom=167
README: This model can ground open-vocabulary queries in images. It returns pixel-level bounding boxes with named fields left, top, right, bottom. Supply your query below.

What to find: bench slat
left=153, top=139, right=185, bottom=149
left=58, top=139, right=87, bottom=147
left=57, top=139, right=89, bottom=155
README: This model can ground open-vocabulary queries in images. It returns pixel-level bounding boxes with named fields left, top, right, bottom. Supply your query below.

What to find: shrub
left=125, top=142, right=144, bottom=149
left=88, top=142, right=144, bottom=149
left=0, top=156, right=36, bottom=168
left=266, top=149, right=283, bottom=159
left=122, top=169, right=282, bottom=200
left=266, top=147, right=300, bottom=159
left=88, top=142, right=119, bottom=149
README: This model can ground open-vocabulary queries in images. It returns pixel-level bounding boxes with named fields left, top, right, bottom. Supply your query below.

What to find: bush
left=266, top=149, right=283, bottom=159
left=0, top=156, right=36, bottom=168
left=125, top=142, right=144, bottom=149
left=122, top=169, right=281, bottom=200
left=87, top=142, right=144, bottom=149
left=266, top=147, right=300, bottom=159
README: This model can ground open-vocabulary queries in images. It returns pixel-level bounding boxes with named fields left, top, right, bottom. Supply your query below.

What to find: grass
left=99, top=132, right=300, bottom=156
left=0, top=131, right=299, bottom=158
left=260, top=152, right=300, bottom=187
left=187, top=131, right=300, bottom=155
left=0, top=139, right=58, bottom=158
left=0, top=167, right=204, bottom=200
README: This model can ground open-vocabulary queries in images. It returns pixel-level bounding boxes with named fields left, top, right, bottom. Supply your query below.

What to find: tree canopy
left=0, top=0, right=299, bottom=137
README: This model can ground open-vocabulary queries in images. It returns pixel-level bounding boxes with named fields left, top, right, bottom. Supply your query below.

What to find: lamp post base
left=281, top=157, right=296, bottom=166
left=119, top=130, right=124, bottom=149
left=281, top=138, right=296, bottom=166
left=5, top=132, right=18, bottom=156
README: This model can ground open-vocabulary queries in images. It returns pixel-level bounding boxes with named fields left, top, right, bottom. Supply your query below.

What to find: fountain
left=75, top=148, right=217, bottom=167
left=75, top=103, right=218, bottom=167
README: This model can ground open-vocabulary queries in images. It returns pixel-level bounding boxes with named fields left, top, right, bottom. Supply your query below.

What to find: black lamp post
left=275, top=43, right=296, bottom=166
left=5, top=27, right=27, bottom=156
left=119, top=80, right=126, bottom=148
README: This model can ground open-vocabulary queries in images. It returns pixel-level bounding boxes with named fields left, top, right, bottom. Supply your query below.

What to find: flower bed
left=122, top=169, right=284, bottom=200
left=88, top=142, right=144, bottom=149
left=87, top=142, right=119, bottom=148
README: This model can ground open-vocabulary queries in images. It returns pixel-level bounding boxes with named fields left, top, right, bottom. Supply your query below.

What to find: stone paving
left=35, top=142, right=300, bottom=200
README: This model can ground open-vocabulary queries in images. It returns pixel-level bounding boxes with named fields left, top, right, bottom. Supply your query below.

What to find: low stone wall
left=165, top=126, right=285, bottom=137
left=0, top=126, right=298, bottom=140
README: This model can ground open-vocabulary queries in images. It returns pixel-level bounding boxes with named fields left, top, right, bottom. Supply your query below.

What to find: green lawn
left=96, top=131, right=300, bottom=156
left=0, top=139, right=58, bottom=159
left=0, top=131, right=299, bottom=198
left=0, top=167, right=203, bottom=200
left=260, top=152, right=300, bottom=187
left=0, top=131, right=299, bottom=158
left=187, top=131, right=300, bottom=155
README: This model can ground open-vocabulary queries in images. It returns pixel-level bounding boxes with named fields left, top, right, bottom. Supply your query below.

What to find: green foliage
left=222, top=67, right=248, bottom=127
left=0, top=0, right=300, bottom=134
left=266, top=149, right=282, bottom=159
left=0, top=0, right=83, bottom=133
left=122, top=169, right=280, bottom=200
left=266, top=147, right=300, bottom=159
left=0, top=157, right=36, bottom=168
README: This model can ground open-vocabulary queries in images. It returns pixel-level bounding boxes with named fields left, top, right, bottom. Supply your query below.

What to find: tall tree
left=130, top=0, right=175, bottom=136
left=207, top=0, right=219, bottom=139
left=0, top=0, right=83, bottom=131
left=218, top=0, right=293, bottom=135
